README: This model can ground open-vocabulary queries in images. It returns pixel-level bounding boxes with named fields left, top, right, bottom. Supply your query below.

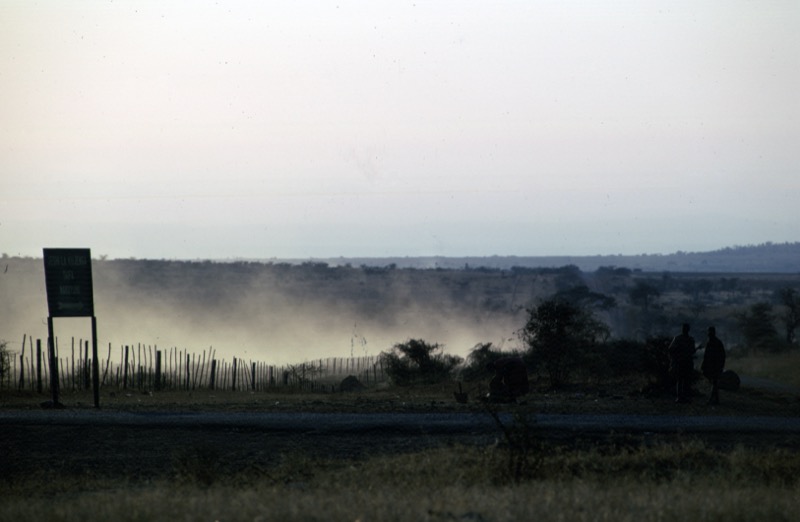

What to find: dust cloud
left=1, top=258, right=529, bottom=366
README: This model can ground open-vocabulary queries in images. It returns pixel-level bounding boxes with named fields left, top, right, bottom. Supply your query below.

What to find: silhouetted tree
left=629, top=281, right=660, bottom=312
left=737, top=302, right=781, bottom=352
left=520, top=298, right=609, bottom=388
left=553, top=265, right=584, bottom=292
left=555, top=285, right=616, bottom=310
left=777, top=288, right=800, bottom=345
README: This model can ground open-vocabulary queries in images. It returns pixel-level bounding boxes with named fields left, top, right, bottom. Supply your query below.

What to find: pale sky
left=2, top=1, right=798, bottom=260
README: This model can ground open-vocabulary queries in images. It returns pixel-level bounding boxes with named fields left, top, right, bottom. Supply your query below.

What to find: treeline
left=2, top=253, right=799, bottom=373
left=284, top=241, right=800, bottom=272
left=381, top=287, right=800, bottom=392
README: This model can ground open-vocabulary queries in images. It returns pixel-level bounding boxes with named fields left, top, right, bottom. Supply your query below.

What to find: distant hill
left=283, top=242, right=800, bottom=273
left=3, top=242, right=797, bottom=273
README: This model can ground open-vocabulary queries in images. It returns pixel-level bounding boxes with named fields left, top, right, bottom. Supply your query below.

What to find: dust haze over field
left=1, top=258, right=529, bottom=365
left=5, top=244, right=799, bottom=365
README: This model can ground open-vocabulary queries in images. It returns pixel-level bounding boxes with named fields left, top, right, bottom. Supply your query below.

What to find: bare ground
left=2, top=377, right=799, bottom=484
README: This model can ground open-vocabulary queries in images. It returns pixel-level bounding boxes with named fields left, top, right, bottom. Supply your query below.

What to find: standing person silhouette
left=701, top=326, right=726, bottom=405
left=669, top=323, right=696, bottom=403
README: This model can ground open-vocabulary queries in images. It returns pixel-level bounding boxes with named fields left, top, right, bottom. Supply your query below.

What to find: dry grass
left=3, top=442, right=800, bottom=522
left=731, top=350, right=800, bottom=389
left=3, top=351, right=800, bottom=521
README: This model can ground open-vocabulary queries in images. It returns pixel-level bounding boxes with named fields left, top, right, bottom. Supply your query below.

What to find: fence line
left=1, top=337, right=388, bottom=394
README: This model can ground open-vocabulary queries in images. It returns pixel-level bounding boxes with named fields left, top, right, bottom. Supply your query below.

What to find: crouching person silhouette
left=486, top=357, right=530, bottom=403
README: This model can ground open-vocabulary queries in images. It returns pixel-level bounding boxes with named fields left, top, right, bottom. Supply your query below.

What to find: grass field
left=2, top=440, right=799, bottom=522
left=731, top=350, right=800, bottom=389
left=2, top=351, right=800, bottom=521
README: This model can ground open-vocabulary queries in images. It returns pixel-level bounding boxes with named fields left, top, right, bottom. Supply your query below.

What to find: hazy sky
left=2, top=1, right=798, bottom=260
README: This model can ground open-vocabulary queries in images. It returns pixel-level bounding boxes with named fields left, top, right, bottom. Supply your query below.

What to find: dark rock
left=719, top=370, right=740, bottom=391
left=340, top=375, right=364, bottom=393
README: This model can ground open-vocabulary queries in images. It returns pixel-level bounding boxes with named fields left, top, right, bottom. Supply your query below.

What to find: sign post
left=43, top=248, right=100, bottom=408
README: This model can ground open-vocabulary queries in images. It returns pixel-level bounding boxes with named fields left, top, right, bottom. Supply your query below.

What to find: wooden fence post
left=47, top=318, right=60, bottom=405
left=102, top=343, right=112, bottom=387
left=155, top=351, right=162, bottom=391
left=123, top=345, right=129, bottom=390
left=36, top=339, right=43, bottom=393
left=91, top=317, right=100, bottom=409
left=70, top=338, right=75, bottom=391
left=84, top=340, right=90, bottom=390
left=18, top=343, right=25, bottom=391
left=209, top=359, right=217, bottom=390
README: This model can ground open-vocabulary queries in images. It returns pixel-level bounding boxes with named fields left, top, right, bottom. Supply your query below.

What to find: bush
left=458, top=342, right=508, bottom=382
left=641, top=335, right=676, bottom=393
left=380, top=339, right=462, bottom=386
left=737, top=302, right=783, bottom=352
left=520, top=299, right=609, bottom=388
left=600, top=339, right=649, bottom=378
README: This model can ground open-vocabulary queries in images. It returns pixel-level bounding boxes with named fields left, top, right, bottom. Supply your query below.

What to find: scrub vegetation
left=2, top=417, right=800, bottom=522
left=3, top=246, right=800, bottom=368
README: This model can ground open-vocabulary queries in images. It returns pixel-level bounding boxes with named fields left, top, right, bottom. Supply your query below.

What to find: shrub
left=600, top=339, right=648, bottom=378
left=381, top=339, right=462, bottom=386
left=641, top=335, right=676, bottom=393
left=520, top=298, right=609, bottom=388
left=459, top=342, right=508, bottom=382
left=737, top=302, right=782, bottom=352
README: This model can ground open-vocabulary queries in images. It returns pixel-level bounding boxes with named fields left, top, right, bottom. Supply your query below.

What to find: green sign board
left=43, top=248, right=95, bottom=317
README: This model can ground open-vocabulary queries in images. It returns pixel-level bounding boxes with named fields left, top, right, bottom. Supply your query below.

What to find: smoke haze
left=1, top=258, right=532, bottom=365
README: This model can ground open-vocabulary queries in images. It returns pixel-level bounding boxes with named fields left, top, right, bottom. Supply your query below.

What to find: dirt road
left=3, top=409, right=800, bottom=482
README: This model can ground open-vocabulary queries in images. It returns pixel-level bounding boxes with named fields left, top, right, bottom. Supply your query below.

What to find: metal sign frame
left=43, top=248, right=95, bottom=317
left=42, top=248, right=100, bottom=408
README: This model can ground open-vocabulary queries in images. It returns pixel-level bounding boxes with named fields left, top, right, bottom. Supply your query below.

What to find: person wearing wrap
left=701, top=326, right=726, bottom=405
left=669, top=323, right=696, bottom=403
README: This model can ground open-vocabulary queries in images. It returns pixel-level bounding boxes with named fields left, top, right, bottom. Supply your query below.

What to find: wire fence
left=0, top=335, right=388, bottom=395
